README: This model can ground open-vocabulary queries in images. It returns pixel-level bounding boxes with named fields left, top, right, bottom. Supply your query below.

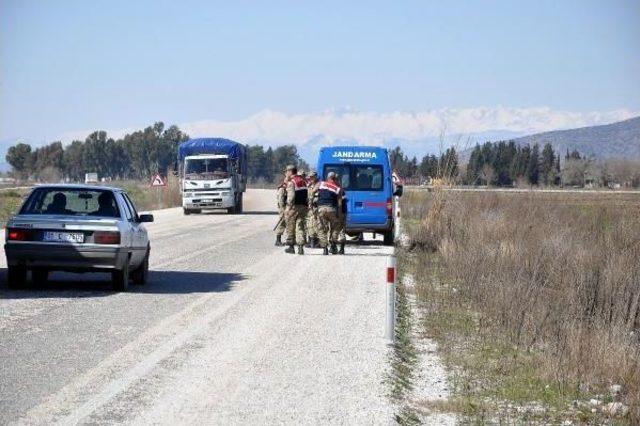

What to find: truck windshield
left=185, top=158, right=228, bottom=179
left=323, top=164, right=384, bottom=191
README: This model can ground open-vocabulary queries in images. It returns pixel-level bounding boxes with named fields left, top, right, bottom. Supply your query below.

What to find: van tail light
left=7, top=228, right=32, bottom=241
left=386, top=198, right=393, bottom=216
left=94, top=231, right=120, bottom=244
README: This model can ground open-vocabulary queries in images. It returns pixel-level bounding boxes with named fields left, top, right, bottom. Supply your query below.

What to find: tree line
left=5, top=127, right=639, bottom=188
left=5, top=122, right=308, bottom=183
left=389, top=141, right=639, bottom=188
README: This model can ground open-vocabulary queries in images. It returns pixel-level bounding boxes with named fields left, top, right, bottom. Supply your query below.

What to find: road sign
left=151, top=173, right=167, bottom=187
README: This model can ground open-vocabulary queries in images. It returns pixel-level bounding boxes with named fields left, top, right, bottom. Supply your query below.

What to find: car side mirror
left=138, top=214, right=154, bottom=223
left=393, top=185, right=404, bottom=197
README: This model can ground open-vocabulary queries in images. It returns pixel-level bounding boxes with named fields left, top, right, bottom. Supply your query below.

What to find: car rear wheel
left=32, top=269, right=49, bottom=284
left=7, top=265, right=27, bottom=289
left=132, top=248, right=149, bottom=285
left=112, top=260, right=130, bottom=292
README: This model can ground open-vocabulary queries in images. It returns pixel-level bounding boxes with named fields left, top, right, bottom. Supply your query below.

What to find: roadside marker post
left=385, top=253, right=397, bottom=343
left=394, top=196, right=401, bottom=240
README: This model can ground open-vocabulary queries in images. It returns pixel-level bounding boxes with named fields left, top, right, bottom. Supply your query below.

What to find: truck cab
left=177, top=138, right=247, bottom=215
left=316, top=146, right=401, bottom=245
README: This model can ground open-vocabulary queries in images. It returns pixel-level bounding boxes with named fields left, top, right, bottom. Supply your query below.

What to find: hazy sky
left=1, top=0, right=639, bottom=143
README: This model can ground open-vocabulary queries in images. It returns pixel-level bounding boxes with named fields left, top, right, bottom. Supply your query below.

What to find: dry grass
left=402, top=189, right=640, bottom=423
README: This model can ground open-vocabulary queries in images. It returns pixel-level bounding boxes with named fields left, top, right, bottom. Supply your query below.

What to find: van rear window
left=323, top=165, right=383, bottom=191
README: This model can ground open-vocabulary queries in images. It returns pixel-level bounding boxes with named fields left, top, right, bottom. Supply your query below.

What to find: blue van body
left=316, top=146, right=395, bottom=243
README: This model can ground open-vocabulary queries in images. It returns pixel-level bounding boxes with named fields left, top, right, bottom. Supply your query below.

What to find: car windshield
left=185, top=158, right=228, bottom=179
left=20, top=188, right=121, bottom=218
left=323, top=164, right=384, bottom=191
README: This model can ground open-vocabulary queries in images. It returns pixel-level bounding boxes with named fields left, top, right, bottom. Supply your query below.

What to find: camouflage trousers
left=337, top=212, right=346, bottom=242
left=285, top=205, right=308, bottom=246
left=317, top=206, right=345, bottom=248
left=276, top=208, right=286, bottom=236
left=306, top=207, right=318, bottom=239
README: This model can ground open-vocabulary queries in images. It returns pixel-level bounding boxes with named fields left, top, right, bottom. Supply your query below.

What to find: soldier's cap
left=327, top=171, right=337, bottom=179
left=285, top=164, right=296, bottom=171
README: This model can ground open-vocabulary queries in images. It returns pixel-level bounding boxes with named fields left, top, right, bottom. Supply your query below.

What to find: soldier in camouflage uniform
left=305, top=171, right=320, bottom=248
left=284, top=165, right=309, bottom=255
left=274, top=178, right=287, bottom=246
left=316, top=172, right=345, bottom=255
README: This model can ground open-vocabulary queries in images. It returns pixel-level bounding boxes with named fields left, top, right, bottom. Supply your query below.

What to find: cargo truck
left=176, top=138, right=247, bottom=215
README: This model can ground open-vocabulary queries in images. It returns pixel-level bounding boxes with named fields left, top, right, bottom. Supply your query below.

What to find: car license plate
left=43, top=231, right=85, bottom=243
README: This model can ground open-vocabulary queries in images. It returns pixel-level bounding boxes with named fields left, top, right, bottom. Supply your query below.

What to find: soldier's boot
left=330, top=243, right=338, bottom=255
left=322, top=246, right=329, bottom=255
left=338, top=242, right=345, bottom=255
left=275, top=235, right=283, bottom=246
left=297, top=245, right=305, bottom=255
left=284, top=245, right=295, bottom=254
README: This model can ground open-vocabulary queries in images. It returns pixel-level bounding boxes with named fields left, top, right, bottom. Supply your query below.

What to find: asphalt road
left=0, top=189, right=394, bottom=425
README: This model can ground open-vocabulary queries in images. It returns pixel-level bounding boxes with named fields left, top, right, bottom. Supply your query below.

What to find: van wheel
left=183, top=208, right=191, bottom=215
left=7, top=265, right=27, bottom=289
left=237, top=193, right=244, bottom=214
left=383, top=229, right=395, bottom=246
left=112, top=261, right=130, bottom=292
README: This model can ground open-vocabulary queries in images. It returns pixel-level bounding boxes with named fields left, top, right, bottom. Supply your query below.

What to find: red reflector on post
left=94, top=231, right=120, bottom=244
left=387, top=267, right=395, bottom=284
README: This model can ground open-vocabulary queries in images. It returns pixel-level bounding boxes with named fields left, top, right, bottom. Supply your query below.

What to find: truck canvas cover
left=178, top=138, right=247, bottom=174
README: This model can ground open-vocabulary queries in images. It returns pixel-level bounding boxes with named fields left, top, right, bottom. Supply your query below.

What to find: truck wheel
left=237, top=193, right=244, bottom=214
left=183, top=208, right=191, bottom=215
left=132, top=248, right=149, bottom=285
left=32, top=269, right=49, bottom=284
left=112, top=260, right=130, bottom=292
left=7, top=265, right=27, bottom=289
left=383, top=229, right=395, bottom=246
left=227, top=197, right=238, bottom=214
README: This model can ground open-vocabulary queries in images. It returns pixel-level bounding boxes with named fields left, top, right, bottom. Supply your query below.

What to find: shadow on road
left=0, top=267, right=244, bottom=299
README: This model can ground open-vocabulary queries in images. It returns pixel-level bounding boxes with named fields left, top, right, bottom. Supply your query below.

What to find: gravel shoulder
left=1, top=189, right=394, bottom=425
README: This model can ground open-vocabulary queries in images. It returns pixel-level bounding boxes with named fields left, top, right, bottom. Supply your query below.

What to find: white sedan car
left=4, top=185, right=153, bottom=291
